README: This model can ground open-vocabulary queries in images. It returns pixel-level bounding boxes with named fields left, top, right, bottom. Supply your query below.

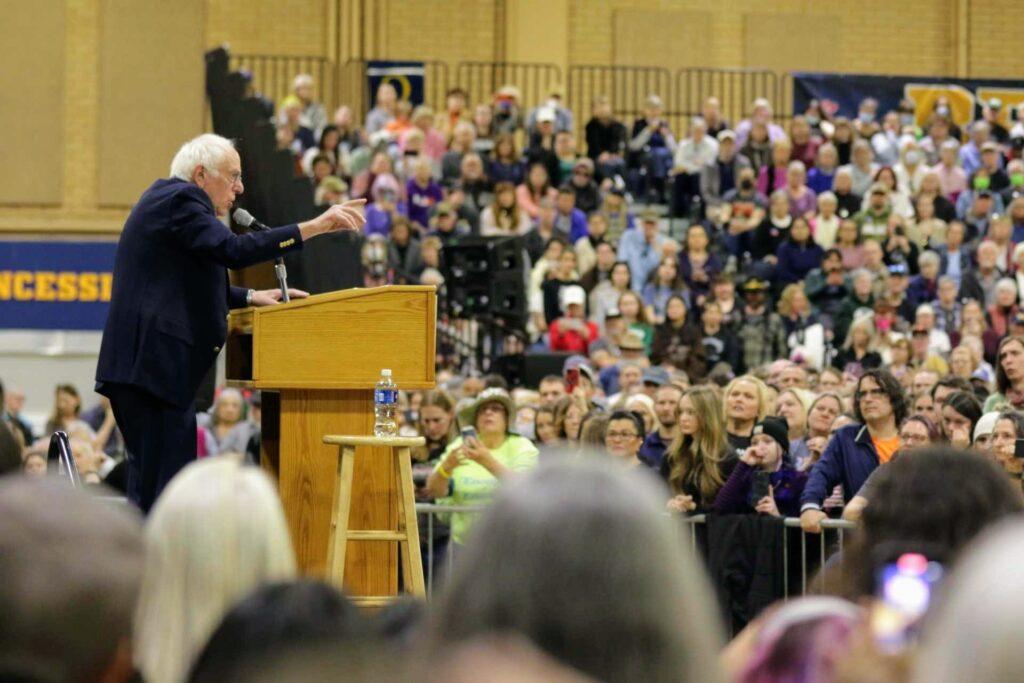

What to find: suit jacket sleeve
left=228, top=285, right=250, bottom=309
left=167, top=186, right=304, bottom=270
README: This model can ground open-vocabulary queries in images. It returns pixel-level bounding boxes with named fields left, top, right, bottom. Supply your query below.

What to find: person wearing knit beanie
left=714, top=415, right=809, bottom=518
left=752, top=416, right=790, bottom=457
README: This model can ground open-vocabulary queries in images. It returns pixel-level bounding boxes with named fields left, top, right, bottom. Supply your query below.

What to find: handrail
left=47, top=431, right=81, bottom=488
left=414, top=502, right=857, bottom=531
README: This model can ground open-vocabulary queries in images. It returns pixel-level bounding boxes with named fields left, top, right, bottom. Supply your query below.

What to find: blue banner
left=0, top=240, right=118, bottom=330
left=367, top=60, right=425, bottom=106
left=792, top=72, right=1024, bottom=130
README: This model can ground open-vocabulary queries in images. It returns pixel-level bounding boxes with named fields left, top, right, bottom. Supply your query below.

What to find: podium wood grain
left=229, top=286, right=436, bottom=597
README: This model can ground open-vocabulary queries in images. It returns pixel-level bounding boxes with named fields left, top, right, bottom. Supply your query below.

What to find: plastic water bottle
left=374, top=369, right=398, bottom=437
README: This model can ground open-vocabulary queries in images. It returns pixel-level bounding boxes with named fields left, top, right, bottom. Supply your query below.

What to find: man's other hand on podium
left=251, top=288, right=310, bottom=306
left=298, top=198, right=367, bottom=241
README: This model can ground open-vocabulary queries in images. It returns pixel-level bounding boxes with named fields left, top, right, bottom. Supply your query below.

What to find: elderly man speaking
left=96, top=134, right=365, bottom=511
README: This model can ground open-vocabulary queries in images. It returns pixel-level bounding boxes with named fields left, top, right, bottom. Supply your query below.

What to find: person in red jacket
left=549, top=285, right=599, bottom=354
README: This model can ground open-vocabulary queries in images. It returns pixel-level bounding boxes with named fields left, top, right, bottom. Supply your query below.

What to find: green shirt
left=434, top=434, right=539, bottom=544
left=984, top=392, right=1010, bottom=413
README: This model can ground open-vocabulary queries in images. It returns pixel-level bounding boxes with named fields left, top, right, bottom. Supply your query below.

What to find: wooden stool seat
left=322, top=435, right=426, bottom=603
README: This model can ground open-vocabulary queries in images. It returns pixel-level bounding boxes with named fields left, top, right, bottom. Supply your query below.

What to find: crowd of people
left=5, top=74, right=1024, bottom=682
left=273, top=73, right=1024, bottom=371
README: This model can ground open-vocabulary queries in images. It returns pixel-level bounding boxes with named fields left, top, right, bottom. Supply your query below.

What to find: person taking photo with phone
left=425, top=388, right=539, bottom=545
left=714, top=416, right=808, bottom=517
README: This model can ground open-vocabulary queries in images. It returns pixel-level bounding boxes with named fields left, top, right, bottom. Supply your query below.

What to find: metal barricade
left=415, top=502, right=857, bottom=601
left=568, top=64, right=678, bottom=135
left=226, top=55, right=795, bottom=139
left=416, top=502, right=484, bottom=597
left=230, top=54, right=335, bottom=113
left=456, top=61, right=563, bottom=115
left=674, top=67, right=780, bottom=132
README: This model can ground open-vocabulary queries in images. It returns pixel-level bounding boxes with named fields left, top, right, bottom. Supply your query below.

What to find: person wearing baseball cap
left=619, top=208, right=667, bottom=290
left=737, top=277, right=788, bottom=372
left=549, top=285, right=600, bottom=355
left=714, top=416, right=808, bottom=518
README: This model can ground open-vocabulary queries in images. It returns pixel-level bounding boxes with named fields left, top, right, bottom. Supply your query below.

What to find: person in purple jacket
left=405, top=156, right=443, bottom=230
left=714, top=416, right=807, bottom=518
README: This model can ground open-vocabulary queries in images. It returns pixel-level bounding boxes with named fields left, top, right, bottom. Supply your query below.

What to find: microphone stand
left=244, top=217, right=290, bottom=303
left=274, top=257, right=290, bottom=303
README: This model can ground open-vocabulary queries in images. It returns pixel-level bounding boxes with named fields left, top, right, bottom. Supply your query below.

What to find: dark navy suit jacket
left=96, top=178, right=303, bottom=408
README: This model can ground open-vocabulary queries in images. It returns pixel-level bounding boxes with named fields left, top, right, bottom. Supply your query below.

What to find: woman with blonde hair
left=663, top=385, right=733, bottom=513
left=723, top=374, right=771, bottom=458
left=775, top=387, right=815, bottom=464
left=133, top=458, right=296, bottom=683
left=832, top=313, right=882, bottom=371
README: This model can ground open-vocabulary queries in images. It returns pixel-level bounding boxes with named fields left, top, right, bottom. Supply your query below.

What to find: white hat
left=537, top=107, right=557, bottom=123
left=560, top=285, right=586, bottom=309
left=974, top=411, right=1000, bottom=442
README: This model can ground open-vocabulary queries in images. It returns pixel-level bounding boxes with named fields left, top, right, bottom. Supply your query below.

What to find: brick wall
left=206, top=0, right=329, bottom=56
left=568, top=0, right=958, bottom=75
left=380, top=0, right=498, bottom=63
left=968, top=0, right=1024, bottom=78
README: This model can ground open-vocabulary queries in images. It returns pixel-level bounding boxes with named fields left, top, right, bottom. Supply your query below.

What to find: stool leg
left=396, top=446, right=426, bottom=597
left=327, top=445, right=356, bottom=589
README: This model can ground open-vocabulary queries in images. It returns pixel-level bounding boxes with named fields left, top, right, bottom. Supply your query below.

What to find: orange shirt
left=872, top=435, right=901, bottom=464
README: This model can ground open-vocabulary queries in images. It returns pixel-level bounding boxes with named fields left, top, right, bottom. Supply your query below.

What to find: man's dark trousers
left=106, top=383, right=196, bottom=513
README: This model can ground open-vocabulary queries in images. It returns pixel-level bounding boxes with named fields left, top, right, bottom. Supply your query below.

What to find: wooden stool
left=322, top=435, right=426, bottom=606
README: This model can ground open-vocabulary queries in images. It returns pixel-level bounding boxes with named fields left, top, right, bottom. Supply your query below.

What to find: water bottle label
left=375, top=389, right=398, bottom=405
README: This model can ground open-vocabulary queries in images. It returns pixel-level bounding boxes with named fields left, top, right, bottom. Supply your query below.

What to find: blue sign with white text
left=0, top=240, right=118, bottom=330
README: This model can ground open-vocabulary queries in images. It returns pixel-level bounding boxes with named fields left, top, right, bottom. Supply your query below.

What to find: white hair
left=996, top=277, right=1018, bottom=294
left=918, top=250, right=941, bottom=269
left=169, top=134, right=236, bottom=181
left=914, top=520, right=1024, bottom=683
left=133, top=457, right=296, bottom=683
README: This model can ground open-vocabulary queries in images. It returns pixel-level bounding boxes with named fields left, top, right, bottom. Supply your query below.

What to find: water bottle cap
left=382, top=369, right=392, bottom=377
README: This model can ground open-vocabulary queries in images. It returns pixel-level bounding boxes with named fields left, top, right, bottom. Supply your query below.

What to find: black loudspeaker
left=441, top=236, right=526, bottom=326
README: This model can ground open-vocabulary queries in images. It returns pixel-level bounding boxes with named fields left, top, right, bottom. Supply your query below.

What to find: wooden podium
left=225, top=286, right=436, bottom=598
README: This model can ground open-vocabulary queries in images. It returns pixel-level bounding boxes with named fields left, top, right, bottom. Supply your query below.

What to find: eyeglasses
left=859, top=388, right=888, bottom=398
left=209, top=167, right=242, bottom=185
left=606, top=431, right=640, bottom=440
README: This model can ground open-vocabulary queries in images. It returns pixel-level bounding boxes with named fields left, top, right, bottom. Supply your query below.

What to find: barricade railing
left=456, top=61, right=563, bottom=117
left=568, top=64, right=679, bottom=135
left=230, top=54, right=335, bottom=114
left=674, top=67, right=782, bottom=131
left=415, top=502, right=856, bottom=600
left=339, top=59, right=451, bottom=124
left=227, top=55, right=795, bottom=137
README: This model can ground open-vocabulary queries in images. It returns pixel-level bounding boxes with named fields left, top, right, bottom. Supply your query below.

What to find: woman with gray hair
left=429, top=458, right=725, bottom=682
left=987, top=277, right=1020, bottom=337
left=133, top=458, right=296, bottom=683
left=196, top=388, right=256, bottom=458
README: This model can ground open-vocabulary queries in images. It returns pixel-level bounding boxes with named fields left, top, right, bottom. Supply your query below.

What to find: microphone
left=232, top=208, right=271, bottom=232
left=232, top=208, right=291, bottom=303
